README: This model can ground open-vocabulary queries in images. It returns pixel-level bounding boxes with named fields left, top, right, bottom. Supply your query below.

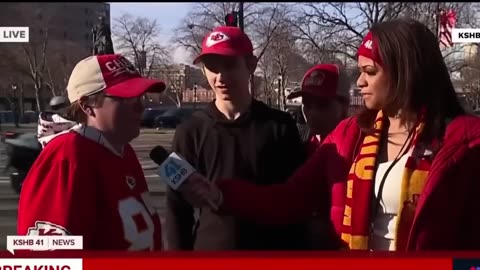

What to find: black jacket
left=296, top=123, right=311, bottom=143
left=165, top=99, right=308, bottom=250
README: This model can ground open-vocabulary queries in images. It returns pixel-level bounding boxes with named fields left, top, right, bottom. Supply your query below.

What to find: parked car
left=142, top=108, right=168, bottom=127
left=154, top=108, right=197, bottom=128
left=1, top=131, right=42, bottom=194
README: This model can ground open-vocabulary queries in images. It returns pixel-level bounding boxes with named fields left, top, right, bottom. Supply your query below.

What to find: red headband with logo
left=357, top=31, right=383, bottom=66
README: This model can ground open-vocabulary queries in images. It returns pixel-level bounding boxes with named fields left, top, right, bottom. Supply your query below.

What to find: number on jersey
left=118, top=192, right=157, bottom=250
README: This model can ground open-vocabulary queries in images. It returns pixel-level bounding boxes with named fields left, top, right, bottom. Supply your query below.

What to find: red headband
left=357, top=31, right=383, bottom=66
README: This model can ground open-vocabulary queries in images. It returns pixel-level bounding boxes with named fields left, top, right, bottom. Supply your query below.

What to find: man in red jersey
left=17, top=54, right=166, bottom=250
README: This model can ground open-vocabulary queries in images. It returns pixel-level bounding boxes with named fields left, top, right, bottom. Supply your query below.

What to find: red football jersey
left=17, top=130, right=163, bottom=250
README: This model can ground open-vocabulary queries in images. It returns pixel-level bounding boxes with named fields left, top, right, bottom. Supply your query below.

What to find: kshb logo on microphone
left=158, top=153, right=196, bottom=190
left=0, top=27, right=29, bottom=43
left=452, top=28, right=480, bottom=43
left=164, top=159, right=188, bottom=185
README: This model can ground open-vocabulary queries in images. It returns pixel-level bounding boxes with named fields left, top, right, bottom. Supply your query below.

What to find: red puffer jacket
left=217, top=114, right=480, bottom=250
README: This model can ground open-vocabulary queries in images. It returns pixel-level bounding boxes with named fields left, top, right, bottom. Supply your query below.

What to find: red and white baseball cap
left=287, top=64, right=350, bottom=100
left=193, top=26, right=254, bottom=64
left=67, top=54, right=166, bottom=102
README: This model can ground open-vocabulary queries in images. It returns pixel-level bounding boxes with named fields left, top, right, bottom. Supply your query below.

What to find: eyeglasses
left=103, top=94, right=145, bottom=105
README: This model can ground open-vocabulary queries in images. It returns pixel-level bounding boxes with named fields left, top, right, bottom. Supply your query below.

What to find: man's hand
left=178, top=173, right=223, bottom=210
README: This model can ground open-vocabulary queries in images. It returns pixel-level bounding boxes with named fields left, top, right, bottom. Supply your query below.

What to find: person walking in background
left=165, top=26, right=309, bottom=251
left=180, top=19, right=480, bottom=251
left=37, top=96, right=76, bottom=148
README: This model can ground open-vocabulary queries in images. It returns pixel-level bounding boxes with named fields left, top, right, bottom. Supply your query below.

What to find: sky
left=109, top=3, right=194, bottom=64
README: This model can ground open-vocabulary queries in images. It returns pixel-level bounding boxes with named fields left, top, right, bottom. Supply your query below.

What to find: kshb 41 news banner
left=2, top=234, right=480, bottom=270
left=2, top=26, right=480, bottom=270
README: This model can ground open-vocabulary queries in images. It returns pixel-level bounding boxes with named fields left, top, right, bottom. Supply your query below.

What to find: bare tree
left=440, top=3, right=480, bottom=73
left=0, top=7, right=95, bottom=113
left=45, top=53, right=71, bottom=97
left=256, top=19, right=310, bottom=110
left=290, top=2, right=480, bottom=72
left=22, top=28, right=49, bottom=112
left=151, top=63, right=185, bottom=108
left=173, top=3, right=294, bottom=66
left=174, top=3, right=309, bottom=103
left=461, top=48, right=480, bottom=111
left=0, top=26, right=49, bottom=113
left=173, top=2, right=249, bottom=59
left=273, top=25, right=299, bottom=111
left=0, top=31, right=48, bottom=113
left=112, top=13, right=169, bottom=78
left=38, top=38, right=86, bottom=99
left=289, top=3, right=407, bottom=63
left=257, top=49, right=277, bottom=105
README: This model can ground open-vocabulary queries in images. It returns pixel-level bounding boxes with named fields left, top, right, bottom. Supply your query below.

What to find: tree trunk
left=36, top=87, right=44, bottom=112
left=249, top=74, right=255, bottom=97
left=51, top=86, right=57, bottom=97
left=279, top=75, right=286, bottom=111
left=175, top=92, right=182, bottom=108
left=19, top=84, right=24, bottom=118
left=264, top=84, right=271, bottom=105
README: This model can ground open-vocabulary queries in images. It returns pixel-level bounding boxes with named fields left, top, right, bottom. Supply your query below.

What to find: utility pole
left=237, top=2, right=255, bottom=97
left=238, top=2, right=244, bottom=32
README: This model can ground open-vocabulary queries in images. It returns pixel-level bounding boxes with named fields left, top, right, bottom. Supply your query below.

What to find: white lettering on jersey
left=118, top=191, right=157, bottom=250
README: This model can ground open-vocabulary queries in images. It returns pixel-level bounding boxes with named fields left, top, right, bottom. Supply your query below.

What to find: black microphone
left=149, top=145, right=170, bottom=166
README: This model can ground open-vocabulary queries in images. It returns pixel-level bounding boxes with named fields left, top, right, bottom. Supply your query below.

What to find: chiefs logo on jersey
left=126, top=176, right=136, bottom=190
left=206, top=31, right=230, bottom=48
left=27, top=221, right=70, bottom=236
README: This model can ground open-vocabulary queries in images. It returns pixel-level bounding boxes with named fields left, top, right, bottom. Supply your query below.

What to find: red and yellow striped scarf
left=341, top=110, right=431, bottom=250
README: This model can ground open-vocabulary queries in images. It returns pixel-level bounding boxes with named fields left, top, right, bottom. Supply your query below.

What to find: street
left=0, top=124, right=175, bottom=249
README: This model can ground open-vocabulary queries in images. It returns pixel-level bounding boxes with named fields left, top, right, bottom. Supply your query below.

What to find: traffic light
left=225, top=12, right=238, bottom=27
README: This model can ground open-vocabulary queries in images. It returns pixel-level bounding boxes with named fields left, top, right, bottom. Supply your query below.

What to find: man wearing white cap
left=17, top=54, right=166, bottom=250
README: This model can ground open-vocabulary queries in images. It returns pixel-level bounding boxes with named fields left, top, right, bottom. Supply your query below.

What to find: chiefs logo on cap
left=303, top=70, right=325, bottom=87
left=206, top=31, right=230, bottom=47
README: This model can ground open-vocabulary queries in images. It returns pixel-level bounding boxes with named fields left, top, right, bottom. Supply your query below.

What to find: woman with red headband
left=182, top=19, right=480, bottom=250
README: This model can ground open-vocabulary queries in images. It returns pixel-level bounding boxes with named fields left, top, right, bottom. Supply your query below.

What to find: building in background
left=183, top=86, right=215, bottom=103
left=0, top=2, right=109, bottom=56
left=151, top=64, right=205, bottom=91
left=0, top=2, right=110, bottom=112
left=148, top=63, right=212, bottom=105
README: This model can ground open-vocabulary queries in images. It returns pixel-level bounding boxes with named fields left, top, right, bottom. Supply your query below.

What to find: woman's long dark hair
left=357, top=18, right=465, bottom=143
